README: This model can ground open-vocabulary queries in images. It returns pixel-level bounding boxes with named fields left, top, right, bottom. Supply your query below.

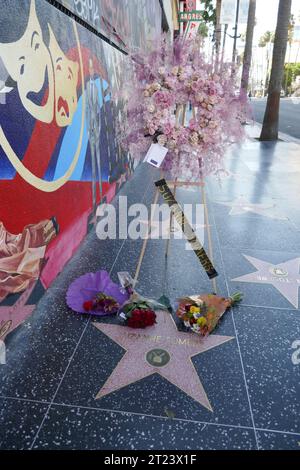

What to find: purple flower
left=176, top=127, right=189, bottom=145
left=191, top=81, right=199, bottom=92
left=66, top=270, right=130, bottom=316
left=153, top=90, right=174, bottom=108
left=163, top=121, right=174, bottom=136
left=165, top=76, right=177, bottom=89
left=120, top=35, right=249, bottom=179
left=189, top=118, right=199, bottom=131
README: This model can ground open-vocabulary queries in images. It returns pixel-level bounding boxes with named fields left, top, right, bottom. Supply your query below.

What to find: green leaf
left=138, top=302, right=149, bottom=309
left=230, top=292, right=243, bottom=305
left=157, top=295, right=173, bottom=313
left=123, top=304, right=132, bottom=314
left=164, top=407, right=176, bottom=419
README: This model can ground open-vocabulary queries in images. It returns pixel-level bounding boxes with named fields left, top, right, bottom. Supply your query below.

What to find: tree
left=260, top=0, right=292, bottom=141
left=198, top=22, right=209, bottom=38
left=202, top=0, right=216, bottom=25
left=215, top=0, right=222, bottom=57
left=241, top=0, right=256, bottom=94
left=258, top=31, right=274, bottom=47
left=258, top=31, right=274, bottom=96
left=283, top=63, right=300, bottom=93
left=284, top=14, right=295, bottom=94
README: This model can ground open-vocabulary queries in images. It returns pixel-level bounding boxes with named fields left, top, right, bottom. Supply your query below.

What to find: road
left=250, top=97, right=300, bottom=140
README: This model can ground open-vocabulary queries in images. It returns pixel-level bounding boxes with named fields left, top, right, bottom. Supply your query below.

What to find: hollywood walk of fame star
left=93, top=311, right=234, bottom=411
left=0, top=304, right=35, bottom=331
left=0, top=281, right=36, bottom=340
left=217, top=196, right=287, bottom=220
left=232, top=255, right=300, bottom=308
left=210, top=169, right=247, bottom=181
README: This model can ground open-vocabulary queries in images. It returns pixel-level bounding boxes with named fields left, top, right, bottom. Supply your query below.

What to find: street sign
left=220, top=0, right=236, bottom=24
left=239, top=0, right=250, bottom=23
left=179, top=10, right=203, bottom=22
left=220, top=0, right=249, bottom=25
left=186, top=0, right=197, bottom=11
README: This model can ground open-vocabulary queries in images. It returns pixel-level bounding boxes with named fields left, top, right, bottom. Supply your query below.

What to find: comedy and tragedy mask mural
left=0, top=0, right=162, bottom=342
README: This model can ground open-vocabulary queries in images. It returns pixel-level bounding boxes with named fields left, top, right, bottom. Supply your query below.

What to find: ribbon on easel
left=155, top=178, right=218, bottom=280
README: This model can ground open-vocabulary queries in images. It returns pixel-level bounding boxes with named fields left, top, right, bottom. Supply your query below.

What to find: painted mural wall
left=58, top=0, right=162, bottom=50
left=0, top=0, right=162, bottom=340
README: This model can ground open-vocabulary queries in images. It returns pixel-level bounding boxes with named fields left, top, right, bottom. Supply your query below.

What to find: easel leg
left=165, top=178, right=178, bottom=259
left=134, top=188, right=160, bottom=286
left=201, top=182, right=217, bottom=294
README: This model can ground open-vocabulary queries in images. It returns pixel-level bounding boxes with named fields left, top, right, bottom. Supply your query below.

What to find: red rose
left=127, top=319, right=140, bottom=328
left=143, top=309, right=156, bottom=326
left=131, top=309, right=141, bottom=318
left=83, top=300, right=93, bottom=311
left=127, top=308, right=156, bottom=328
left=127, top=315, right=143, bottom=328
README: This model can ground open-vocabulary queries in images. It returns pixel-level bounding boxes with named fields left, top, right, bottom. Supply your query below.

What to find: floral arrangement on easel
left=119, top=36, right=248, bottom=180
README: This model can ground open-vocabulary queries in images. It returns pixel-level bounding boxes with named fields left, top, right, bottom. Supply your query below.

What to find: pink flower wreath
left=119, top=37, right=249, bottom=180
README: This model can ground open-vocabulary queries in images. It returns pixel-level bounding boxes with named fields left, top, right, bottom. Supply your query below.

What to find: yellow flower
left=197, top=317, right=207, bottom=327
left=190, top=306, right=200, bottom=314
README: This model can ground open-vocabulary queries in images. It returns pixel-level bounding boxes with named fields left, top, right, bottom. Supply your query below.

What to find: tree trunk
left=260, top=0, right=292, bottom=141
left=241, top=0, right=256, bottom=94
left=215, top=0, right=222, bottom=57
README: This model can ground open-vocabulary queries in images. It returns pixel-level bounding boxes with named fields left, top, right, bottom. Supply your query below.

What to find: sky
left=200, top=0, right=300, bottom=86
left=235, top=0, right=300, bottom=45
left=254, top=0, right=299, bottom=43
left=218, top=0, right=300, bottom=59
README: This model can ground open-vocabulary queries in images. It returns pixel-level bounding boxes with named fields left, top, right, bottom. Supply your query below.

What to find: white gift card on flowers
left=144, top=143, right=168, bottom=168
left=117, top=271, right=134, bottom=289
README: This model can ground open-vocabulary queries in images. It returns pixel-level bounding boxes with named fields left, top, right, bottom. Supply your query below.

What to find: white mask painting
left=0, top=0, right=54, bottom=123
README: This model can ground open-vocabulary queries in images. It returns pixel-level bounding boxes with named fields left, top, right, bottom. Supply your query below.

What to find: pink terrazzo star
left=94, top=311, right=234, bottom=411
left=0, top=281, right=36, bottom=340
left=217, top=196, right=286, bottom=220
left=210, top=169, right=247, bottom=181
left=232, top=255, right=300, bottom=308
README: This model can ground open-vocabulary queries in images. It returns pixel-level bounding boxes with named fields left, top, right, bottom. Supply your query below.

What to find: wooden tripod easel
left=134, top=103, right=218, bottom=295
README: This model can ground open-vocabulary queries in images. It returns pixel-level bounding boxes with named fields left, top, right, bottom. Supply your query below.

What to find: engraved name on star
left=232, top=255, right=300, bottom=308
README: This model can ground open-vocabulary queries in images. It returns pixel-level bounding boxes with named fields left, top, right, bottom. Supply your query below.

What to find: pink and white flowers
left=119, top=37, right=248, bottom=179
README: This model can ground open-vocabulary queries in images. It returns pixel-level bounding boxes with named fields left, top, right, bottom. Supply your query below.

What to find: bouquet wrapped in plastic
left=117, top=272, right=171, bottom=329
left=118, top=300, right=157, bottom=329
left=66, top=270, right=171, bottom=324
left=176, top=292, right=242, bottom=336
left=66, top=270, right=130, bottom=317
